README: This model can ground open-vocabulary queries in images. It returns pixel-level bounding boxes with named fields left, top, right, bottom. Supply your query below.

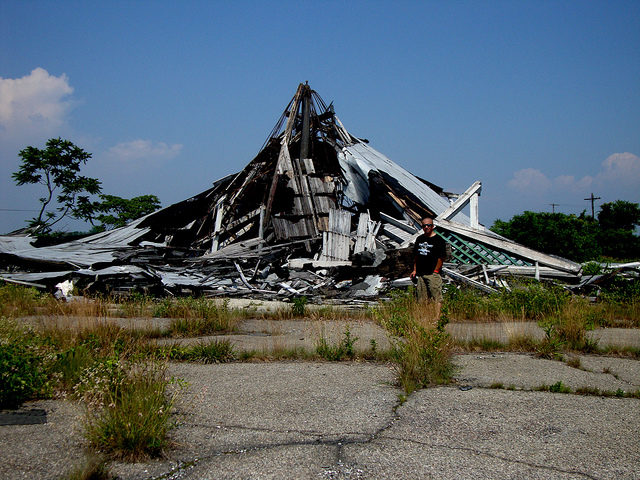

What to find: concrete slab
left=345, top=387, right=639, bottom=479
left=455, top=352, right=639, bottom=393
left=1, top=350, right=638, bottom=479
left=20, top=314, right=640, bottom=352
left=0, top=400, right=84, bottom=480
left=157, top=318, right=392, bottom=353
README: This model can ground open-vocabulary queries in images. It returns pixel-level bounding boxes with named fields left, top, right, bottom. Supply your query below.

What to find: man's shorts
left=416, top=273, right=443, bottom=303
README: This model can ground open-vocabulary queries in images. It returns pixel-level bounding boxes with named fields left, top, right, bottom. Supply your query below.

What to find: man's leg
left=416, top=275, right=428, bottom=302
left=425, top=273, right=443, bottom=316
left=425, top=274, right=443, bottom=303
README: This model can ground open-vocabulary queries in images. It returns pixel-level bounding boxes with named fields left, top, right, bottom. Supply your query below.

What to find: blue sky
left=1, top=1, right=639, bottom=234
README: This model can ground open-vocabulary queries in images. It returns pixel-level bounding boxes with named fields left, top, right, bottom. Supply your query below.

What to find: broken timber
left=0, top=82, right=583, bottom=299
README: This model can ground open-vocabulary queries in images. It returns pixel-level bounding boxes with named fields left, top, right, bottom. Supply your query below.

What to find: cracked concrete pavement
left=2, top=353, right=639, bottom=480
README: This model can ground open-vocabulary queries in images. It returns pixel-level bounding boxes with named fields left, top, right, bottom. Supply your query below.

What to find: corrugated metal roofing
left=339, top=142, right=472, bottom=226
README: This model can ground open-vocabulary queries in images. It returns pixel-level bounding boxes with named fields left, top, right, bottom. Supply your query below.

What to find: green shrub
left=52, top=344, right=95, bottom=391
left=599, top=277, right=640, bottom=304
left=291, top=296, right=308, bottom=316
left=544, top=381, right=572, bottom=393
left=499, top=281, right=568, bottom=321
left=0, top=340, right=48, bottom=408
left=582, top=261, right=603, bottom=276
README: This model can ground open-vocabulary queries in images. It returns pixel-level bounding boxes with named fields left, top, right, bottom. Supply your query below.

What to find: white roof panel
left=339, top=142, right=471, bottom=226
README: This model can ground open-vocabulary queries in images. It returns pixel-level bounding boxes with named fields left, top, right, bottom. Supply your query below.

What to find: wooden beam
left=210, top=195, right=227, bottom=253
left=234, top=262, right=254, bottom=289
left=379, top=212, right=419, bottom=233
left=442, top=266, right=498, bottom=294
left=224, top=207, right=262, bottom=231
left=437, top=181, right=482, bottom=225
left=264, top=143, right=292, bottom=222
left=283, top=84, right=304, bottom=144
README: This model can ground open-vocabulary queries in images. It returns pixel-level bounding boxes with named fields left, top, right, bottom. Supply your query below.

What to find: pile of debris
left=1, top=83, right=589, bottom=301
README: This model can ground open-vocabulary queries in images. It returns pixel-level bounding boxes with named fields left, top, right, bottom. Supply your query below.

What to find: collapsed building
left=0, top=83, right=585, bottom=300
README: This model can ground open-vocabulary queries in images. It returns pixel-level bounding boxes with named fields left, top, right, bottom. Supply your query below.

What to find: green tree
left=597, top=200, right=640, bottom=259
left=13, top=138, right=162, bottom=235
left=93, top=194, right=161, bottom=230
left=491, top=211, right=600, bottom=262
left=12, top=138, right=102, bottom=233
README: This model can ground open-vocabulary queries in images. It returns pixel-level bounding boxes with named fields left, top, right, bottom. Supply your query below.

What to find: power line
left=584, top=193, right=601, bottom=218
left=0, top=208, right=39, bottom=212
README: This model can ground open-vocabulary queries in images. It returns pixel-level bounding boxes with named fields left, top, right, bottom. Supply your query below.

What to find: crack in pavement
left=168, top=385, right=632, bottom=479
left=169, top=406, right=605, bottom=480
left=143, top=359, right=639, bottom=479
left=164, top=399, right=403, bottom=478
left=374, top=434, right=601, bottom=480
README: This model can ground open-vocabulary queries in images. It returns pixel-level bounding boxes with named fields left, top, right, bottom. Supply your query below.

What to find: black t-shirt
left=413, top=233, right=446, bottom=275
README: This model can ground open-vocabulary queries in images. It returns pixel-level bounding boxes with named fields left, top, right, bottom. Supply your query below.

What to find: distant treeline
left=491, top=200, right=640, bottom=262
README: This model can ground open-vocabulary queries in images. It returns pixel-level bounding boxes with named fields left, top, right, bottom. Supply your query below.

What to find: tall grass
left=3, top=278, right=639, bottom=327
left=0, top=284, right=246, bottom=330
left=161, top=339, right=236, bottom=363
left=158, top=298, right=239, bottom=335
left=376, top=289, right=456, bottom=394
left=315, top=326, right=358, bottom=361
left=444, top=280, right=570, bottom=322
left=444, top=278, right=640, bottom=327
left=76, top=360, right=178, bottom=461
left=0, top=315, right=178, bottom=461
left=0, top=284, right=55, bottom=317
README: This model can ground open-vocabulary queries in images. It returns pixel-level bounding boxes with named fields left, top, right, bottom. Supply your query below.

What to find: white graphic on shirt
left=417, top=241, right=434, bottom=256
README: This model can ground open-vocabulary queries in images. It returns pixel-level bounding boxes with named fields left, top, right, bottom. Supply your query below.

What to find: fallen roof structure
left=0, top=83, right=584, bottom=299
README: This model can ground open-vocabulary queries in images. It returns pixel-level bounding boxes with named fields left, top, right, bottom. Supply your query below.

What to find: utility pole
left=584, top=193, right=601, bottom=218
left=549, top=203, right=559, bottom=214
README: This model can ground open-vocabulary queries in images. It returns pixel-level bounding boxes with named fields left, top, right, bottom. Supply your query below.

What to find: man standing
left=410, top=216, right=446, bottom=305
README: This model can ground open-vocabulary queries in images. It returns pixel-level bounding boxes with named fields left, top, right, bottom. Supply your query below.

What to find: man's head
left=421, top=216, right=435, bottom=233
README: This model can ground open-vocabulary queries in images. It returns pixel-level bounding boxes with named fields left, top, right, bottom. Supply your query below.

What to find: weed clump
left=377, top=290, right=456, bottom=394
left=76, top=360, right=179, bottom=461
left=61, top=454, right=113, bottom=480
left=535, top=381, right=572, bottom=393
left=291, top=296, right=308, bottom=316
left=315, top=326, right=358, bottom=361
left=0, top=337, right=48, bottom=408
left=162, top=339, right=236, bottom=363
left=165, top=298, right=237, bottom=335
left=0, top=315, right=179, bottom=461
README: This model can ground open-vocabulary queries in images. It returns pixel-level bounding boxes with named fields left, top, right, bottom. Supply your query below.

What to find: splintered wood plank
left=320, top=209, right=351, bottom=261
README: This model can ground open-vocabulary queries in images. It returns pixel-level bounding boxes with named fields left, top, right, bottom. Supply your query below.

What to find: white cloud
left=507, top=168, right=551, bottom=191
left=0, top=68, right=73, bottom=135
left=507, top=152, right=640, bottom=209
left=552, top=174, right=593, bottom=192
left=596, top=152, right=640, bottom=187
left=106, top=139, right=183, bottom=165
